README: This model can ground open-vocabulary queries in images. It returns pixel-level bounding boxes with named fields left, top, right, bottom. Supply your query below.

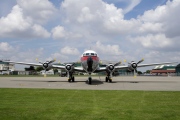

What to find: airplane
left=1, top=50, right=177, bottom=84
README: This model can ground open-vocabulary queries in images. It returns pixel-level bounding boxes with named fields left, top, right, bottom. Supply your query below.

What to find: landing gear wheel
left=88, top=77, right=92, bottom=84
left=109, top=78, right=112, bottom=83
left=105, top=77, right=108, bottom=82
left=72, top=76, right=75, bottom=82
left=68, top=78, right=71, bottom=82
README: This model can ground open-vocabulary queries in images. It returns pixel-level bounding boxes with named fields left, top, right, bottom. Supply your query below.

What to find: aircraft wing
left=2, top=60, right=85, bottom=72
left=51, top=64, right=66, bottom=69
left=96, top=62, right=177, bottom=72
left=2, top=61, right=42, bottom=66
left=53, top=65, right=85, bottom=71
left=94, top=67, right=107, bottom=72
left=137, top=62, right=178, bottom=68
left=53, top=65, right=85, bottom=72
left=74, top=67, right=85, bottom=72
left=114, top=62, right=177, bottom=70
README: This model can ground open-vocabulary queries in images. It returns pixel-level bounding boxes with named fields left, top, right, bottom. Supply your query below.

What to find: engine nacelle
left=128, top=62, right=137, bottom=71
left=65, top=64, right=74, bottom=72
left=42, top=62, right=52, bottom=70
left=106, top=64, right=115, bottom=72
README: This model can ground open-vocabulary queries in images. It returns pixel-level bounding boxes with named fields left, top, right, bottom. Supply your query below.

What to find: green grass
left=0, top=89, right=180, bottom=120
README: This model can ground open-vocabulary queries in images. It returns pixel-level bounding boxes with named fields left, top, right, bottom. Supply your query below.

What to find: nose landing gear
left=88, top=76, right=92, bottom=84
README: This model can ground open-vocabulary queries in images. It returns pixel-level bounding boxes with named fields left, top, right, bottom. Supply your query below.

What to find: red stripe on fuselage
left=81, top=56, right=99, bottom=62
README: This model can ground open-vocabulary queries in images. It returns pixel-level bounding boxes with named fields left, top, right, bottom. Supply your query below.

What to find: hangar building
left=176, top=64, right=180, bottom=76
left=151, top=65, right=176, bottom=75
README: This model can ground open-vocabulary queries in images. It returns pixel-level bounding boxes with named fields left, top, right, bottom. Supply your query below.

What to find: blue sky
left=0, top=0, right=179, bottom=71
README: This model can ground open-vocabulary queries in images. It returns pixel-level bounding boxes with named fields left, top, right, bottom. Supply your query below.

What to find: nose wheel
left=88, top=77, right=92, bottom=84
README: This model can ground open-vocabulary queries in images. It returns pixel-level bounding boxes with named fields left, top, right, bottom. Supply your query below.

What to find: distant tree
left=36, top=66, right=44, bottom=72
left=25, top=66, right=35, bottom=71
left=146, top=70, right=151, bottom=73
left=137, top=71, right=142, bottom=75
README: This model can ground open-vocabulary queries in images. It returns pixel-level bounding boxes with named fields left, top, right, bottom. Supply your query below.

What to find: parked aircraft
left=2, top=50, right=177, bottom=84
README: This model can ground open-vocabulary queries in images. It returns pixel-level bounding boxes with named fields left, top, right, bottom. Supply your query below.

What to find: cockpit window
left=83, top=52, right=97, bottom=56
left=91, top=53, right=94, bottom=56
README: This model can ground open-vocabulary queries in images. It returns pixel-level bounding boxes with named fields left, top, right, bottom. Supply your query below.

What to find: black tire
left=105, top=77, right=108, bottom=82
left=68, top=78, right=71, bottom=82
left=72, top=76, right=75, bottom=82
left=109, top=79, right=112, bottom=83
left=88, top=77, right=92, bottom=84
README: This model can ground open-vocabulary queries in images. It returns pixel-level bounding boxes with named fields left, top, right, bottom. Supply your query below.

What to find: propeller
left=36, top=58, right=56, bottom=77
left=132, top=58, right=144, bottom=77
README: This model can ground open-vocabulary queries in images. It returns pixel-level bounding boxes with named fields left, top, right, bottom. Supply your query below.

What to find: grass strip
left=0, top=88, right=180, bottom=120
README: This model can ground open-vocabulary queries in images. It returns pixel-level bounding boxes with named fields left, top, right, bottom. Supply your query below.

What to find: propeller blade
left=134, top=69, right=137, bottom=78
left=137, top=58, right=144, bottom=64
left=44, top=70, right=47, bottom=77
left=114, top=61, right=121, bottom=66
left=58, top=60, right=61, bottom=64
left=36, top=58, right=39, bottom=62
left=49, top=59, right=56, bottom=64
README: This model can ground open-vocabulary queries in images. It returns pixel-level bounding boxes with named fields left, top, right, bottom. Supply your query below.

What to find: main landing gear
left=105, top=73, right=112, bottom=83
left=105, top=76, right=112, bottom=83
left=68, top=72, right=75, bottom=82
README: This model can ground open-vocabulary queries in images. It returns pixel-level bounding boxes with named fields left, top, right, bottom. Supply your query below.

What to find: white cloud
left=0, top=3, right=51, bottom=38
left=0, top=42, right=13, bottom=52
left=51, top=25, right=82, bottom=40
left=127, top=0, right=180, bottom=51
left=0, top=0, right=180, bottom=68
left=61, top=46, right=80, bottom=55
left=0, top=42, right=44, bottom=64
left=123, top=0, right=141, bottom=14
left=130, top=34, right=172, bottom=49
left=51, top=26, right=68, bottom=39
left=93, top=41, right=122, bottom=56
left=59, top=0, right=142, bottom=39
left=17, top=0, right=57, bottom=24
left=47, top=52, right=69, bottom=63
left=139, top=22, right=164, bottom=34
left=138, top=0, right=180, bottom=38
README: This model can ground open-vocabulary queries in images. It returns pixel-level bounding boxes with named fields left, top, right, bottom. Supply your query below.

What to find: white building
left=0, top=61, right=15, bottom=71
left=40, top=70, right=54, bottom=75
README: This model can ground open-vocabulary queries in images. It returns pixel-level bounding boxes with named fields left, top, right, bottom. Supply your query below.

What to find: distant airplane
left=2, top=50, right=177, bottom=84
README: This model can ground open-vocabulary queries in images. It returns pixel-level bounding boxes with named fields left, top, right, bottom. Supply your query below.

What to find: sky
left=0, top=0, right=179, bottom=71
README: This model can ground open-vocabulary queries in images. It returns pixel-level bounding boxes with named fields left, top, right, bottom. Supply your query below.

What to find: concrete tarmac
left=0, top=76, right=180, bottom=91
